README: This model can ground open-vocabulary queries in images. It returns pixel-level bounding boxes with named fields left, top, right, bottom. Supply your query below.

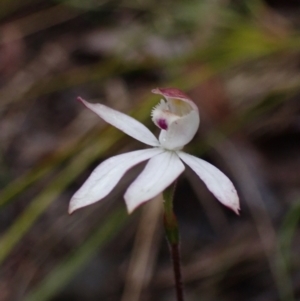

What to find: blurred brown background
left=1, top=0, right=300, bottom=300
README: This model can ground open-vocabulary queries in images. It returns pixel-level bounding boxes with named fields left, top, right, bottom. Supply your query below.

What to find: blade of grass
left=272, top=200, right=300, bottom=301
left=279, top=200, right=300, bottom=269
left=23, top=207, right=128, bottom=301
left=0, top=126, right=122, bottom=264
left=0, top=127, right=99, bottom=209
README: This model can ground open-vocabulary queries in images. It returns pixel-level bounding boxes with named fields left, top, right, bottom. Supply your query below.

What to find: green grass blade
left=23, top=207, right=128, bottom=301
left=0, top=127, right=122, bottom=264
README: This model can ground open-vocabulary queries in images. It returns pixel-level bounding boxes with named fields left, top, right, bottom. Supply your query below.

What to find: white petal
left=69, top=148, right=163, bottom=213
left=78, top=97, right=159, bottom=147
left=178, top=152, right=240, bottom=214
left=159, top=110, right=200, bottom=150
left=124, top=151, right=185, bottom=213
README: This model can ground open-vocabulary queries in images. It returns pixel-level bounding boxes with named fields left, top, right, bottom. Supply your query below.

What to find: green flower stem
left=163, top=182, right=184, bottom=301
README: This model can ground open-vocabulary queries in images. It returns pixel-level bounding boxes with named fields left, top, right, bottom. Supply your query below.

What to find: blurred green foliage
left=0, top=0, right=300, bottom=300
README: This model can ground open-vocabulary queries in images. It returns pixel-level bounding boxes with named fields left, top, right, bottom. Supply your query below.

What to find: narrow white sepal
left=177, top=151, right=240, bottom=214
left=124, top=151, right=185, bottom=213
left=78, top=97, right=160, bottom=147
left=69, top=148, right=163, bottom=213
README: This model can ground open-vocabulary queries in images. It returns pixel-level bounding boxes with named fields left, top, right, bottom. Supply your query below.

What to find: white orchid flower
left=69, top=88, right=240, bottom=214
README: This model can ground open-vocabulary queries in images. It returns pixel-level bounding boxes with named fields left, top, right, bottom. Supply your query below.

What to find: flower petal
left=124, top=151, right=185, bottom=213
left=178, top=151, right=240, bottom=214
left=69, top=148, right=163, bottom=213
left=158, top=110, right=199, bottom=150
left=78, top=97, right=160, bottom=147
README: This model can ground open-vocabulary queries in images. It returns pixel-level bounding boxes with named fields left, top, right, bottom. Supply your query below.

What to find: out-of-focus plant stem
left=163, top=181, right=184, bottom=301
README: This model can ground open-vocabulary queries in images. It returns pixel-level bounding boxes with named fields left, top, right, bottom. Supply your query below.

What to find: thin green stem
left=163, top=181, right=184, bottom=301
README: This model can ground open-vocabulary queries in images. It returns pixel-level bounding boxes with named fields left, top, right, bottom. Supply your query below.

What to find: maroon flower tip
left=152, top=87, right=191, bottom=101
left=77, top=96, right=84, bottom=103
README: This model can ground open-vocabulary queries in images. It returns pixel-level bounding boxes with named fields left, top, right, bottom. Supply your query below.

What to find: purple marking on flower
left=158, top=119, right=168, bottom=130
